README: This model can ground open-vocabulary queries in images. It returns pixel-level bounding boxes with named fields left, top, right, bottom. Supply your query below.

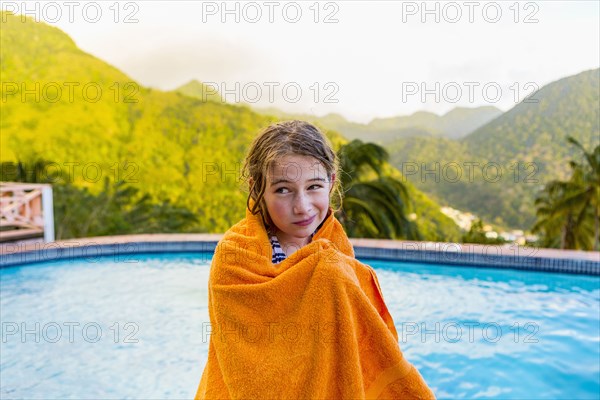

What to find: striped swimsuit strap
left=269, top=232, right=316, bottom=264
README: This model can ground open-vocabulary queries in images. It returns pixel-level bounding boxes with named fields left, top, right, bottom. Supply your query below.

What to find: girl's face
left=263, top=154, right=335, bottom=251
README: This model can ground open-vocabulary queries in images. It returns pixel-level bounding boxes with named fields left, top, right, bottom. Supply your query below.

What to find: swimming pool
left=1, top=252, right=598, bottom=399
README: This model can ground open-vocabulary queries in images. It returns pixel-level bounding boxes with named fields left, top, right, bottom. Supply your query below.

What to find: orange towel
left=195, top=205, right=436, bottom=399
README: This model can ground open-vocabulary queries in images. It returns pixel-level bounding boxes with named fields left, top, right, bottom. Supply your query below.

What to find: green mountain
left=175, top=80, right=223, bottom=102
left=255, top=106, right=502, bottom=143
left=368, top=107, right=502, bottom=140
left=0, top=12, right=460, bottom=240
left=465, top=69, right=599, bottom=174
left=440, top=106, right=504, bottom=139
left=388, top=68, right=600, bottom=229
left=0, top=12, right=273, bottom=232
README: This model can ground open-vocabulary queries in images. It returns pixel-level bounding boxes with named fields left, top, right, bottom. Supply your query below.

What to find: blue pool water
left=0, top=253, right=598, bottom=399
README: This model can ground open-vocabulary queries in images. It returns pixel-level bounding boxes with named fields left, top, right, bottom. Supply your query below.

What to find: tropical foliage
left=336, top=140, right=420, bottom=240
left=532, top=137, right=599, bottom=250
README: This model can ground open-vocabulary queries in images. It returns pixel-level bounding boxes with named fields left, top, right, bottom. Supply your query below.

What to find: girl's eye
left=274, top=184, right=323, bottom=193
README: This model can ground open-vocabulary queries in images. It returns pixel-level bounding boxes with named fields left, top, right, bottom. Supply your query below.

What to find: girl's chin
left=291, top=224, right=316, bottom=235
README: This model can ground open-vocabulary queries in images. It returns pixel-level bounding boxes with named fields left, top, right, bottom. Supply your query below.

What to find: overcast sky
left=11, top=0, right=600, bottom=123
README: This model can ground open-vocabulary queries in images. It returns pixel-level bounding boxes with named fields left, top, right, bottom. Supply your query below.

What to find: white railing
left=0, top=182, right=54, bottom=242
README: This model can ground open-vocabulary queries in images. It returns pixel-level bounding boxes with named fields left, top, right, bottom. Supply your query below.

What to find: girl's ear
left=329, top=173, right=336, bottom=191
left=249, top=177, right=254, bottom=191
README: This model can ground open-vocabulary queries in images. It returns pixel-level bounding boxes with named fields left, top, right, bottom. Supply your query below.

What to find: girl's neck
left=275, top=233, right=310, bottom=256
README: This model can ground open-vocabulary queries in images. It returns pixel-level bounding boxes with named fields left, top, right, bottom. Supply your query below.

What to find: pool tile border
left=0, top=235, right=598, bottom=276
left=353, top=245, right=599, bottom=275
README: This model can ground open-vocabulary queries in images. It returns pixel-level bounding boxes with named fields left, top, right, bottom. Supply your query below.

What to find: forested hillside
left=387, top=69, right=599, bottom=229
left=1, top=12, right=460, bottom=240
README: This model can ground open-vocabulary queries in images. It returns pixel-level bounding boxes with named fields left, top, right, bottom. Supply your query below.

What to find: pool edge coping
left=1, top=234, right=598, bottom=275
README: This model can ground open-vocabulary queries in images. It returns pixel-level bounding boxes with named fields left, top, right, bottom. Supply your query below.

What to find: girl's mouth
left=293, top=215, right=316, bottom=226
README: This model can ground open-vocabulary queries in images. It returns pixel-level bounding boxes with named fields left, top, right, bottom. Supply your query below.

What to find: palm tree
left=565, top=137, right=600, bottom=250
left=336, top=139, right=420, bottom=240
left=533, top=137, right=599, bottom=250
left=533, top=180, right=579, bottom=249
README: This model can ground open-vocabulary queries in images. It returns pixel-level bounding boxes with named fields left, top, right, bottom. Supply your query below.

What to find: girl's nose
left=293, top=192, right=311, bottom=214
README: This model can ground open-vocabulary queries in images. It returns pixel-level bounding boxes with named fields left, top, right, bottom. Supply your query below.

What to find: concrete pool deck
left=0, top=234, right=598, bottom=275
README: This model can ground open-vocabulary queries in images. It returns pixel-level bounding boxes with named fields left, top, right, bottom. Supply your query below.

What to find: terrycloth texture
left=195, top=206, right=436, bottom=400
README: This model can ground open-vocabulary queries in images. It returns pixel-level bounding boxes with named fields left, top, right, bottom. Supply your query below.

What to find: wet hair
left=242, top=120, right=341, bottom=229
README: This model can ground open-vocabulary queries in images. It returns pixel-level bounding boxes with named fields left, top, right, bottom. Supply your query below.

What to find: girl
left=195, top=120, right=435, bottom=399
